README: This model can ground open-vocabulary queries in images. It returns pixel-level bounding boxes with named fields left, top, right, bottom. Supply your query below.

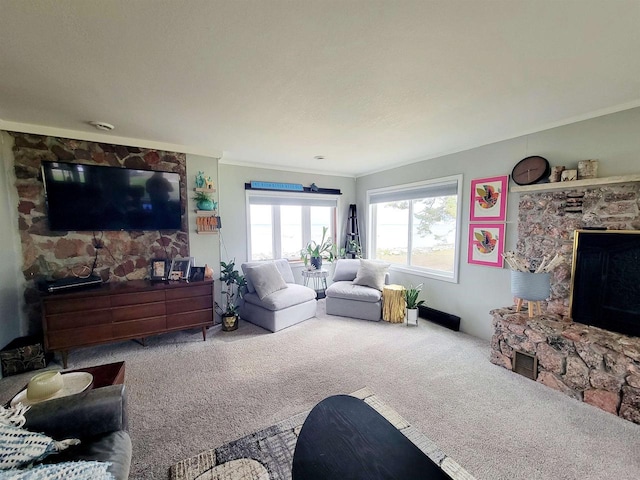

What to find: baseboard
left=417, top=305, right=461, bottom=331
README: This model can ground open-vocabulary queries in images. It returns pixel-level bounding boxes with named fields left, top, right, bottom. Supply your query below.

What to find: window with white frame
left=247, top=191, right=338, bottom=261
left=367, top=175, right=462, bottom=282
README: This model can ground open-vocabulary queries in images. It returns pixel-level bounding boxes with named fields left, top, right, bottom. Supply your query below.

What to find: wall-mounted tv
left=42, top=161, right=182, bottom=231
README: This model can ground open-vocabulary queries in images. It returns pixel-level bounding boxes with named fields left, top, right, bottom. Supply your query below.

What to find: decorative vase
left=197, top=199, right=215, bottom=211
left=510, top=271, right=551, bottom=301
left=204, top=264, right=214, bottom=279
left=221, top=313, right=238, bottom=331
left=406, top=308, right=419, bottom=326
left=310, top=256, right=322, bottom=270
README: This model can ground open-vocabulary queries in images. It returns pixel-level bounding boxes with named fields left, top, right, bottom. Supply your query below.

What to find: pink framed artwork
left=468, top=223, right=505, bottom=268
left=469, top=175, right=508, bottom=222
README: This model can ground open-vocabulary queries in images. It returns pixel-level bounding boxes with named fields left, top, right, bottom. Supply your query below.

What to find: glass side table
left=301, top=269, right=329, bottom=299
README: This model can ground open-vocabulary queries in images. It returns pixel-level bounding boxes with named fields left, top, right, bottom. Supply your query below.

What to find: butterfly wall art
left=469, top=175, right=508, bottom=222
left=467, top=223, right=505, bottom=267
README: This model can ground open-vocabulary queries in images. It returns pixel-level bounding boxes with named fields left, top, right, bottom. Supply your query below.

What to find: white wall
left=356, top=107, right=640, bottom=340
left=186, top=154, right=220, bottom=271
left=186, top=154, right=222, bottom=316
left=0, top=132, right=26, bottom=352
left=218, top=164, right=356, bottom=282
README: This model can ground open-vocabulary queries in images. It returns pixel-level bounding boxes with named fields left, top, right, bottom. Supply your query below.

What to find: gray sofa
left=24, top=384, right=132, bottom=480
left=325, top=259, right=390, bottom=321
left=240, top=259, right=317, bottom=332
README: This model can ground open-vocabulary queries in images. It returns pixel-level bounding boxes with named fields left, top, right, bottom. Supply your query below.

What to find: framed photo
left=150, top=259, right=170, bottom=282
left=169, top=257, right=192, bottom=281
left=469, top=175, right=508, bottom=222
left=190, top=266, right=205, bottom=282
left=468, top=223, right=505, bottom=268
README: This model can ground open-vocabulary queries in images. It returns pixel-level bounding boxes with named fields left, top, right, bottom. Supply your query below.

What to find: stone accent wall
left=517, top=184, right=640, bottom=317
left=490, top=307, right=640, bottom=424
left=9, top=132, right=189, bottom=333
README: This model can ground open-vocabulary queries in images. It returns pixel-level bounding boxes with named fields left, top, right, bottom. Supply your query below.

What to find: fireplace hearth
left=490, top=307, right=640, bottom=424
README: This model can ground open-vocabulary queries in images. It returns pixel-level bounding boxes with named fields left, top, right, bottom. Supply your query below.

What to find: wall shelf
left=511, top=174, right=640, bottom=193
left=195, top=211, right=220, bottom=234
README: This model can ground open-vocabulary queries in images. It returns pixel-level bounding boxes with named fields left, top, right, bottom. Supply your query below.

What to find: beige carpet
left=169, top=386, right=475, bottom=480
left=1, top=299, right=639, bottom=480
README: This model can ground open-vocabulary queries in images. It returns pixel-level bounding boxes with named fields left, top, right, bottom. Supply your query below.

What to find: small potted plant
left=218, top=259, right=246, bottom=331
left=404, top=284, right=425, bottom=325
left=300, top=226, right=336, bottom=270
left=194, top=190, right=216, bottom=211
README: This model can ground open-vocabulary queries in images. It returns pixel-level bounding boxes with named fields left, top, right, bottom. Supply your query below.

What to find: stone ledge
left=490, top=306, right=640, bottom=425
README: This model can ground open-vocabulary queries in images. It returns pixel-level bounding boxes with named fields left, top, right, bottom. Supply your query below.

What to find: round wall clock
left=511, top=156, right=550, bottom=185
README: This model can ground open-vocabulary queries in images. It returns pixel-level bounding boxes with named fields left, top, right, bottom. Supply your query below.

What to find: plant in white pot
left=404, top=284, right=425, bottom=326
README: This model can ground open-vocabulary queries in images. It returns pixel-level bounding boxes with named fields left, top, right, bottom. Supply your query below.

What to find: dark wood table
left=66, top=361, right=125, bottom=389
left=292, top=395, right=454, bottom=480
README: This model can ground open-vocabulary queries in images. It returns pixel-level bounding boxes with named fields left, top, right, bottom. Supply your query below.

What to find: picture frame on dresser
left=150, top=258, right=170, bottom=282
left=169, top=257, right=192, bottom=281
left=190, top=266, right=205, bottom=282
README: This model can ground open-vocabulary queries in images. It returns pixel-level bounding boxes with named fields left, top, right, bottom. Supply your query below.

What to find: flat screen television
left=42, top=161, right=182, bottom=231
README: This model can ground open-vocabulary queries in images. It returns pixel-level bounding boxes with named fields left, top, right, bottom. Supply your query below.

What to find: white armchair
left=240, top=259, right=317, bottom=332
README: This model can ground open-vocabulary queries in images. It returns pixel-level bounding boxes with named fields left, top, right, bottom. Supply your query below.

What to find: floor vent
left=513, top=351, right=538, bottom=380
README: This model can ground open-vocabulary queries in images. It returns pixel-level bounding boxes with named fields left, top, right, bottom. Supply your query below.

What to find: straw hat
left=11, top=371, right=93, bottom=406
left=27, top=370, right=64, bottom=401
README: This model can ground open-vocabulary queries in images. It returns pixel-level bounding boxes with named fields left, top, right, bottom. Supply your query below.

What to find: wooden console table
left=41, top=280, right=214, bottom=367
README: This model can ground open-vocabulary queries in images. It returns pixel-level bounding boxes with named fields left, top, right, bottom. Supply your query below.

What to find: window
left=367, top=175, right=462, bottom=282
left=247, top=191, right=338, bottom=261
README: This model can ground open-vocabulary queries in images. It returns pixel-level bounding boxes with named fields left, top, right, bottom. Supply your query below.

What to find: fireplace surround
left=491, top=182, right=640, bottom=424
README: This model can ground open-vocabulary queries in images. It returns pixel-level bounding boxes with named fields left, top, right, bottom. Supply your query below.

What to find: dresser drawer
left=47, top=310, right=112, bottom=331
left=47, top=325, right=113, bottom=350
left=166, top=295, right=212, bottom=314
left=112, top=302, right=166, bottom=322
left=44, top=296, right=111, bottom=315
left=165, top=284, right=212, bottom=300
left=167, top=310, right=213, bottom=330
left=113, top=316, right=167, bottom=338
left=110, top=290, right=165, bottom=307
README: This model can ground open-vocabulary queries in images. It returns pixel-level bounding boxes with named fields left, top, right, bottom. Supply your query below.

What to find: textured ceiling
left=1, top=0, right=639, bottom=176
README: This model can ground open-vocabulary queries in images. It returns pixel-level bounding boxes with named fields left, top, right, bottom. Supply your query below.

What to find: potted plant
left=404, top=284, right=425, bottom=325
left=194, top=190, right=216, bottom=211
left=340, top=239, right=362, bottom=259
left=300, top=226, right=336, bottom=270
left=218, top=259, right=246, bottom=331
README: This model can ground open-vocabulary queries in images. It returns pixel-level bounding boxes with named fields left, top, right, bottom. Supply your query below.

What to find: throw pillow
left=332, top=259, right=360, bottom=282
left=352, top=259, right=389, bottom=291
left=0, top=461, right=114, bottom=480
left=0, top=423, right=79, bottom=471
left=244, top=262, right=288, bottom=300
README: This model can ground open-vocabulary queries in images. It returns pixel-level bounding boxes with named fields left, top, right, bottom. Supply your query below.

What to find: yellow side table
left=382, top=284, right=406, bottom=323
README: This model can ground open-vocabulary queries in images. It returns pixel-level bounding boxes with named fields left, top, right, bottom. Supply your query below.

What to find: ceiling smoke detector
left=89, top=121, right=115, bottom=131
left=313, top=155, right=325, bottom=160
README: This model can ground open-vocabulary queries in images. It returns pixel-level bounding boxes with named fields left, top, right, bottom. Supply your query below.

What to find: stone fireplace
left=490, top=181, right=640, bottom=424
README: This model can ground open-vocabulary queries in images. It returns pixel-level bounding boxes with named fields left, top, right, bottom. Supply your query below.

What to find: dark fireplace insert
left=570, top=230, right=640, bottom=337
